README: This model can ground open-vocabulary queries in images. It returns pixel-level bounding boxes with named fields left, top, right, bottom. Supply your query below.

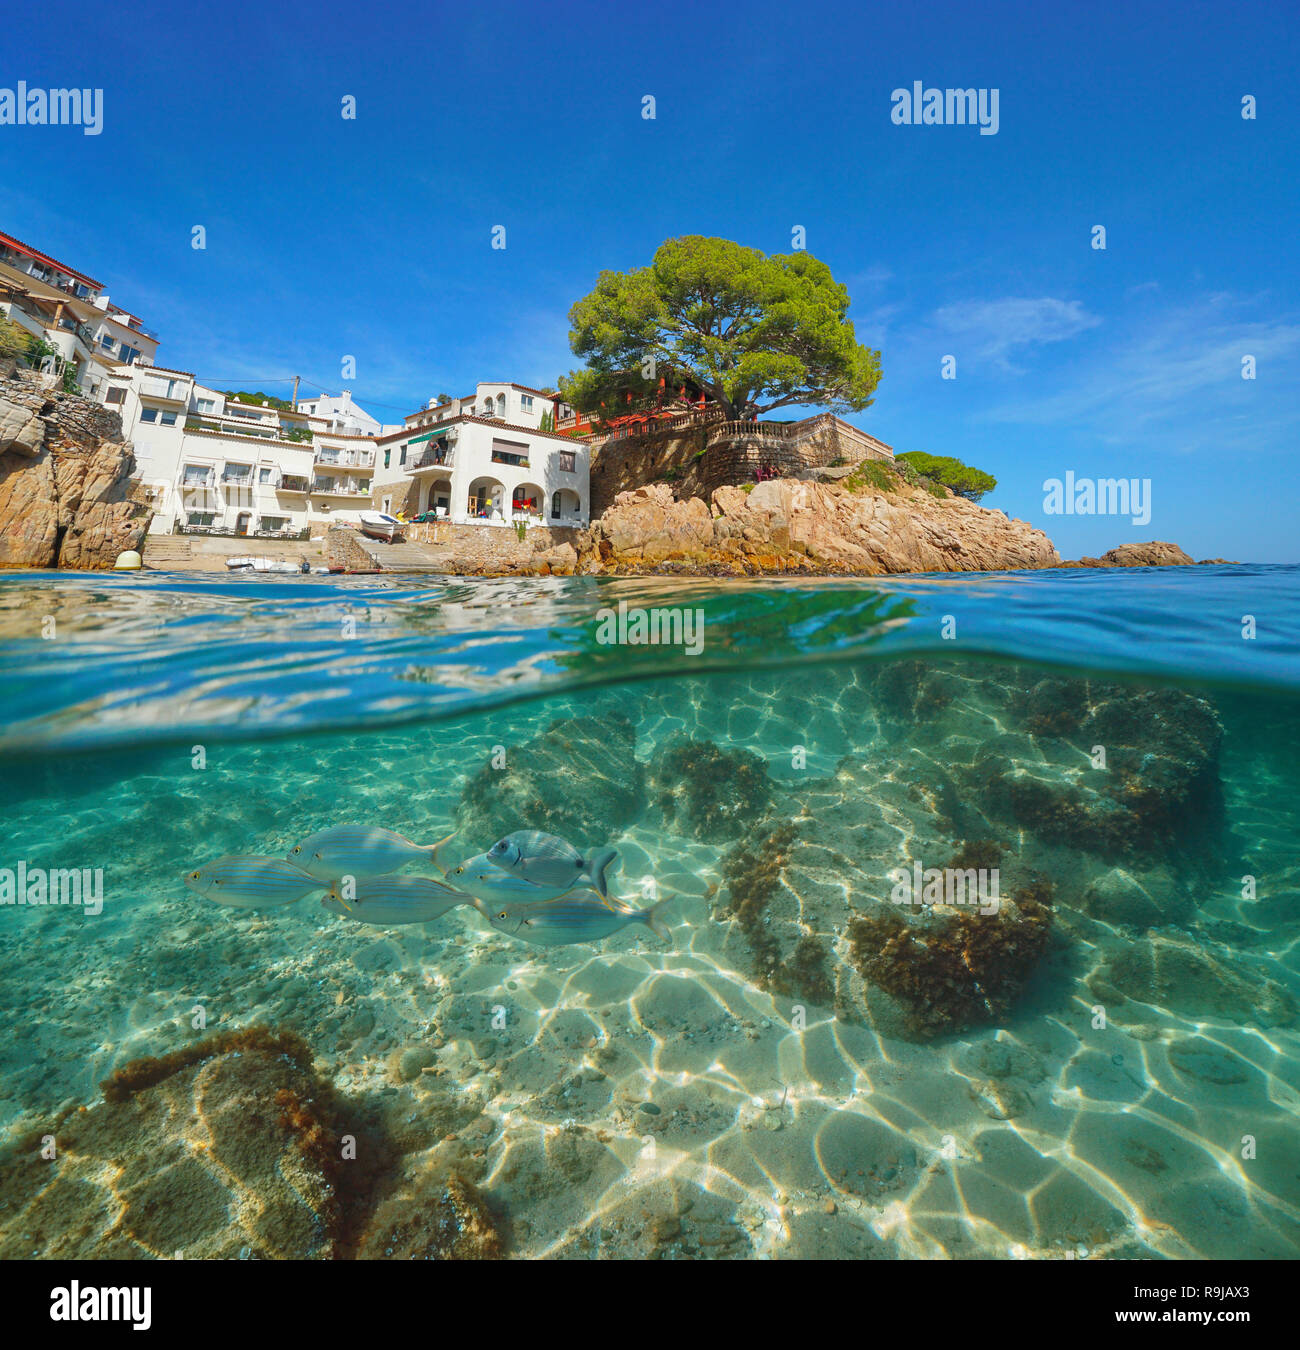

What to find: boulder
left=0, top=375, right=149, bottom=569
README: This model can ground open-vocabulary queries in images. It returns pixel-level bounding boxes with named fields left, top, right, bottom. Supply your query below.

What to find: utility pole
left=291, top=375, right=299, bottom=410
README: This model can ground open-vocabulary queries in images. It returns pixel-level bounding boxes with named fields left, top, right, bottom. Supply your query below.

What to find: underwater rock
left=847, top=887, right=1054, bottom=1040
left=647, top=736, right=773, bottom=841
left=356, top=1170, right=501, bottom=1260
left=1080, top=866, right=1190, bottom=928
left=0, top=1027, right=339, bottom=1258
left=454, top=711, right=644, bottom=846
left=982, top=680, right=1224, bottom=860
left=0, top=1024, right=505, bottom=1260
left=1091, top=932, right=1296, bottom=1029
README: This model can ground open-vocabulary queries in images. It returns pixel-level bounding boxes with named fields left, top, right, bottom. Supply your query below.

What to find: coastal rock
left=577, top=472, right=1059, bottom=575
left=0, top=375, right=148, bottom=570
left=0, top=396, right=44, bottom=458
left=1065, top=541, right=1196, bottom=568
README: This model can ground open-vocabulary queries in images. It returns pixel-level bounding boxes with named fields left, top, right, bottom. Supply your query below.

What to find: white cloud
left=977, top=294, right=1300, bottom=454
left=933, top=296, right=1102, bottom=371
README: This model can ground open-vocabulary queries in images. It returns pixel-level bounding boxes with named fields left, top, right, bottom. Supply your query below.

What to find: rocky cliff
left=559, top=474, right=1060, bottom=576
left=0, top=368, right=149, bottom=569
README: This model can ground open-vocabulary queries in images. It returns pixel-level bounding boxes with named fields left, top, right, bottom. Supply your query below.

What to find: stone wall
left=402, top=520, right=582, bottom=574
left=587, top=413, right=892, bottom=514
left=324, top=526, right=382, bottom=571
left=0, top=368, right=149, bottom=569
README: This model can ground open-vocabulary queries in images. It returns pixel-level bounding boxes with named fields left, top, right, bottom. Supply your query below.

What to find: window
left=197, top=399, right=214, bottom=413
left=259, top=468, right=273, bottom=483
left=99, top=334, right=114, bottom=350
left=551, top=496, right=560, bottom=519
left=139, top=407, right=158, bottom=423
left=160, top=411, right=177, bottom=426
left=105, top=388, right=126, bottom=405
left=558, top=450, right=576, bottom=473
left=384, top=449, right=391, bottom=469
left=182, top=465, right=209, bottom=485
left=187, top=512, right=215, bottom=527
left=120, top=346, right=140, bottom=365
left=520, top=394, right=533, bottom=412
left=399, top=447, right=407, bottom=466
left=260, top=516, right=288, bottom=531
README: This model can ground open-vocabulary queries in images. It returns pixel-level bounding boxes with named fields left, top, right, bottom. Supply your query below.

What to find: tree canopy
left=896, top=452, right=997, bottom=502
left=223, top=389, right=293, bottom=411
left=559, top=236, right=882, bottom=424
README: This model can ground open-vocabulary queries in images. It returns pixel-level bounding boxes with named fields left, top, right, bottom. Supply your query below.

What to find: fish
left=484, top=831, right=619, bottom=899
left=184, top=856, right=324, bottom=908
left=442, top=852, right=590, bottom=905
left=287, top=825, right=453, bottom=881
left=473, top=890, right=673, bottom=947
left=320, top=874, right=472, bottom=926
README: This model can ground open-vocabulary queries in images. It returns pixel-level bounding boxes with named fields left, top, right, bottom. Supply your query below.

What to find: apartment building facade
left=0, top=230, right=158, bottom=395
left=372, top=382, right=589, bottom=527
left=3, top=230, right=592, bottom=540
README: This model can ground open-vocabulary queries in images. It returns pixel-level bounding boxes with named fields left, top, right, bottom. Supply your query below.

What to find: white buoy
left=113, top=550, right=142, bottom=571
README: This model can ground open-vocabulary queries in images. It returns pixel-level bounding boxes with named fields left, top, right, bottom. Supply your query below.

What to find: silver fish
left=321, top=874, right=472, bottom=926
left=443, top=852, right=588, bottom=905
left=184, top=856, right=324, bottom=908
left=484, top=831, right=619, bottom=898
left=474, top=891, right=672, bottom=947
left=288, top=825, right=453, bottom=881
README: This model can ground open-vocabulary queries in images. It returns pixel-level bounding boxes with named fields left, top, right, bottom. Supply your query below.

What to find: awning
left=406, top=427, right=450, bottom=445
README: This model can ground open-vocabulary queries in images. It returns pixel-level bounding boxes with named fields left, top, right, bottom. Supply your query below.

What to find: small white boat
left=225, top=556, right=306, bottom=574
left=359, top=511, right=403, bottom=542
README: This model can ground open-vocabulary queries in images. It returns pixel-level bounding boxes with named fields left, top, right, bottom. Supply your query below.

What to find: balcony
left=315, top=449, right=374, bottom=470
left=311, top=480, right=371, bottom=497
left=408, top=449, right=454, bottom=472
left=278, top=476, right=310, bottom=493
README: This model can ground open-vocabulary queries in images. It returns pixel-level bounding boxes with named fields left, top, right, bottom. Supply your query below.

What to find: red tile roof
left=0, top=230, right=103, bottom=290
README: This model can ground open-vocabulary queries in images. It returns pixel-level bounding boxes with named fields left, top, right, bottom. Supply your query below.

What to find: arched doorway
left=511, top=482, right=544, bottom=524
left=549, top=489, right=581, bottom=523
left=467, top=477, right=505, bottom=521
left=418, top=477, right=452, bottom=516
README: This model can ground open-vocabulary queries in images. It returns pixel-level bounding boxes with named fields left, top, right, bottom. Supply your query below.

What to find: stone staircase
left=371, top=539, right=451, bottom=573
left=141, top=536, right=194, bottom=567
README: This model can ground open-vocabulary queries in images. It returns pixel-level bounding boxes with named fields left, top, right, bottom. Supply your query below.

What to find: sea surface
left=0, top=564, right=1297, bottom=1260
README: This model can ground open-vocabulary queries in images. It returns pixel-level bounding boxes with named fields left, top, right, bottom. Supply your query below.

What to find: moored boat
left=358, top=511, right=403, bottom=542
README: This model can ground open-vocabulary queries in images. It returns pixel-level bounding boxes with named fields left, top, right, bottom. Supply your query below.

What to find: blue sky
left=3, top=0, right=1296, bottom=560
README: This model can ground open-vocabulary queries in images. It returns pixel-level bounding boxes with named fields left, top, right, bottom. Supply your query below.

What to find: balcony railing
left=278, top=476, right=310, bottom=493
left=408, top=449, right=454, bottom=471
left=311, top=480, right=371, bottom=496
left=315, top=451, right=374, bottom=469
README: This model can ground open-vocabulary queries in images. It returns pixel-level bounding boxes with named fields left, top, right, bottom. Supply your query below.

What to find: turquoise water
left=1, top=565, right=1298, bottom=1259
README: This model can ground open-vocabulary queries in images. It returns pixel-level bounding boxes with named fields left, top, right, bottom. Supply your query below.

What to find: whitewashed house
left=373, top=382, right=589, bottom=527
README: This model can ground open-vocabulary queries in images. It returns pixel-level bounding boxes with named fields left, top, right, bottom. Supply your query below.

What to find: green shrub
left=844, top=460, right=894, bottom=494
left=896, top=451, right=996, bottom=502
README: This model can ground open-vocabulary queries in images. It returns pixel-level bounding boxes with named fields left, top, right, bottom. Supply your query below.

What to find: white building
left=2, top=231, right=591, bottom=541
left=294, top=389, right=385, bottom=437
left=372, top=382, right=588, bottom=527
left=101, top=365, right=387, bottom=538
left=0, top=229, right=159, bottom=396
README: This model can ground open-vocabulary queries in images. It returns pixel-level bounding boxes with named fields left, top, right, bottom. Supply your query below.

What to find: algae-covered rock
left=647, top=736, right=773, bottom=841
left=0, top=1027, right=338, bottom=1259
left=454, top=711, right=645, bottom=846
